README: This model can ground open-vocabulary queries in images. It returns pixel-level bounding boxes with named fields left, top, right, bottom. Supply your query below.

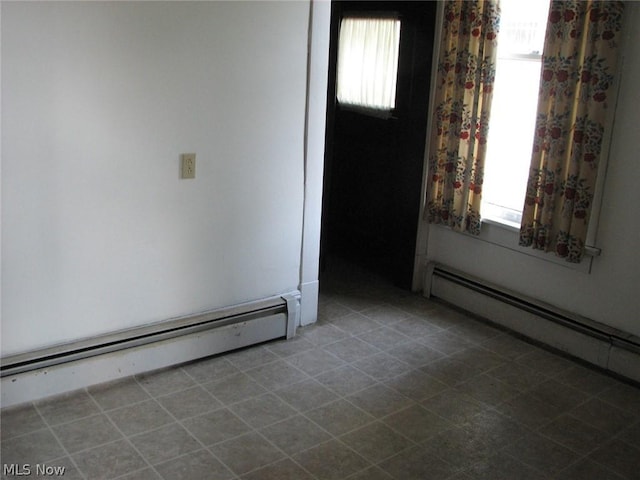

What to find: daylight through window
left=336, top=17, right=401, bottom=111
left=481, top=0, right=551, bottom=227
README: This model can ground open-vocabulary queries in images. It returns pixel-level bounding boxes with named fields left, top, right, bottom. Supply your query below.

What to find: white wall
left=1, top=1, right=311, bottom=355
left=425, top=4, right=640, bottom=339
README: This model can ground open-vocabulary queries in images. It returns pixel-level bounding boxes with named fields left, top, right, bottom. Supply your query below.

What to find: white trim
left=481, top=216, right=520, bottom=232
left=299, top=280, right=319, bottom=327
left=300, top=0, right=330, bottom=325
left=412, top=0, right=445, bottom=292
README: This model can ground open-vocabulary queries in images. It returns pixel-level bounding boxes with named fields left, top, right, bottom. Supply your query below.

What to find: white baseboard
left=300, top=280, right=319, bottom=326
left=1, top=314, right=287, bottom=408
left=426, top=263, right=640, bottom=384
left=1, top=292, right=302, bottom=408
left=609, top=345, right=640, bottom=383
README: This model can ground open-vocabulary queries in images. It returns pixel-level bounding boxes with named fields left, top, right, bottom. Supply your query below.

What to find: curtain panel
left=426, top=0, right=500, bottom=234
left=519, top=0, right=625, bottom=262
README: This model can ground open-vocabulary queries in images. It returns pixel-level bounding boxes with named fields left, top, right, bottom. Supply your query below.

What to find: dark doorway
left=321, top=1, right=437, bottom=289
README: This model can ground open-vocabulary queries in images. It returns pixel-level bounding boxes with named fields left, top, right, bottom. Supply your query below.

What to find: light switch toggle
left=181, top=153, right=196, bottom=179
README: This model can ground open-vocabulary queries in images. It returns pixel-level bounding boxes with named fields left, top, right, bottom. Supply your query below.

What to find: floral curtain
left=426, top=0, right=500, bottom=234
left=519, top=0, right=625, bottom=262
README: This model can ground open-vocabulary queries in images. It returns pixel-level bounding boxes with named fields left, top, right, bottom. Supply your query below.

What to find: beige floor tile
left=347, top=384, right=414, bottom=419
left=383, top=404, right=452, bottom=443
left=314, top=365, right=378, bottom=397
left=465, top=450, right=545, bottom=480
left=501, top=432, right=581, bottom=476
left=107, top=399, right=173, bottom=437
left=538, top=414, right=611, bottom=455
left=420, top=388, right=487, bottom=425
left=292, top=439, right=370, bottom=480
left=305, top=399, right=374, bottom=436
left=569, top=397, right=637, bottom=436
left=225, top=345, right=279, bottom=371
left=208, top=431, right=284, bottom=475
left=72, top=440, right=147, bottom=479
left=274, top=378, right=339, bottom=412
left=130, top=424, right=200, bottom=465
left=322, top=336, right=381, bottom=363
left=240, top=458, right=315, bottom=480
left=345, top=465, right=394, bottom=480
left=378, top=445, right=459, bottom=480
left=266, top=335, right=315, bottom=358
left=88, top=377, right=150, bottom=411
left=156, top=386, right=221, bottom=420
left=285, top=348, right=345, bottom=376
left=260, top=415, right=332, bottom=455
left=598, top=382, right=640, bottom=415
left=1, top=429, right=65, bottom=465
left=136, top=367, right=196, bottom=397
left=180, top=356, right=239, bottom=384
left=386, top=341, right=444, bottom=368
left=35, top=390, right=100, bottom=426
left=228, top=393, right=297, bottom=429
left=52, top=414, right=122, bottom=453
left=0, top=404, right=47, bottom=441
left=553, top=458, right=626, bottom=480
left=351, top=352, right=415, bottom=382
left=155, top=449, right=234, bottom=480
left=203, top=372, right=267, bottom=405
left=328, top=312, right=382, bottom=335
left=244, top=359, right=309, bottom=391
left=181, top=408, right=250, bottom=446
left=340, top=421, right=413, bottom=463
left=589, top=438, right=640, bottom=479
left=383, top=369, right=449, bottom=402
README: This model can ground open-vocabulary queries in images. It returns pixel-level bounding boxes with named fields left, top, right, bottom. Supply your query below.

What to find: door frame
left=411, top=0, right=443, bottom=290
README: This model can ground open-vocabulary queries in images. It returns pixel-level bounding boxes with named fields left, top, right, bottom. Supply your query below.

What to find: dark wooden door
left=321, top=1, right=437, bottom=288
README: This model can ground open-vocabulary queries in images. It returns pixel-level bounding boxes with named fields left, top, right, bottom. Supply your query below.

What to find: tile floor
left=1, top=259, right=640, bottom=479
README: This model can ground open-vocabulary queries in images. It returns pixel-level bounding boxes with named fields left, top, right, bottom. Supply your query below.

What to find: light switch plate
left=181, top=153, right=196, bottom=179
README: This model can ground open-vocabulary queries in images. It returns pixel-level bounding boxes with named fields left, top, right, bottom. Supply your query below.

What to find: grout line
left=87, top=385, right=163, bottom=479
left=32, top=391, right=95, bottom=480
left=130, top=377, right=238, bottom=478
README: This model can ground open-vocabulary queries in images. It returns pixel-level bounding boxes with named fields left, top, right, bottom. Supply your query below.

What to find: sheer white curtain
left=336, top=17, right=401, bottom=110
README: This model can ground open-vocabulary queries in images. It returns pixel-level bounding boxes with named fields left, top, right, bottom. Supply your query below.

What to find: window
left=336, top=17, right=401, bottom=112
left=480, top=0, right=551, bottom=227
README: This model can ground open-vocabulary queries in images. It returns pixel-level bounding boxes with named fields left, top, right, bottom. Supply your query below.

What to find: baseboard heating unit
left=1, top=293, right=300, bottom=407
left=425, top=263, right=640, bottom=384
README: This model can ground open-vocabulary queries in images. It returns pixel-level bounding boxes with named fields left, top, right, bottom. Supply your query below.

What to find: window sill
left=460, top=218, right=596, bottom=273
left=481, top=216, right=520, bottom=233
left=480, top=210, right=602, bottom=260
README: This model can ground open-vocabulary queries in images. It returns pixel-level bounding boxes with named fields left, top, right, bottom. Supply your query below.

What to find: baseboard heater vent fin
left=425, top=263, right=640, bottom=382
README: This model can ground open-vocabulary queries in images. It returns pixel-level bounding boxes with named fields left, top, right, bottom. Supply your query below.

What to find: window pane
left=336, top=17, right=401, bottom=110
left=481, top=0, right=550, bottom=224
left=482, top=58, right=542, bottom=214
left=499, top=0, right=548, bottom=55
